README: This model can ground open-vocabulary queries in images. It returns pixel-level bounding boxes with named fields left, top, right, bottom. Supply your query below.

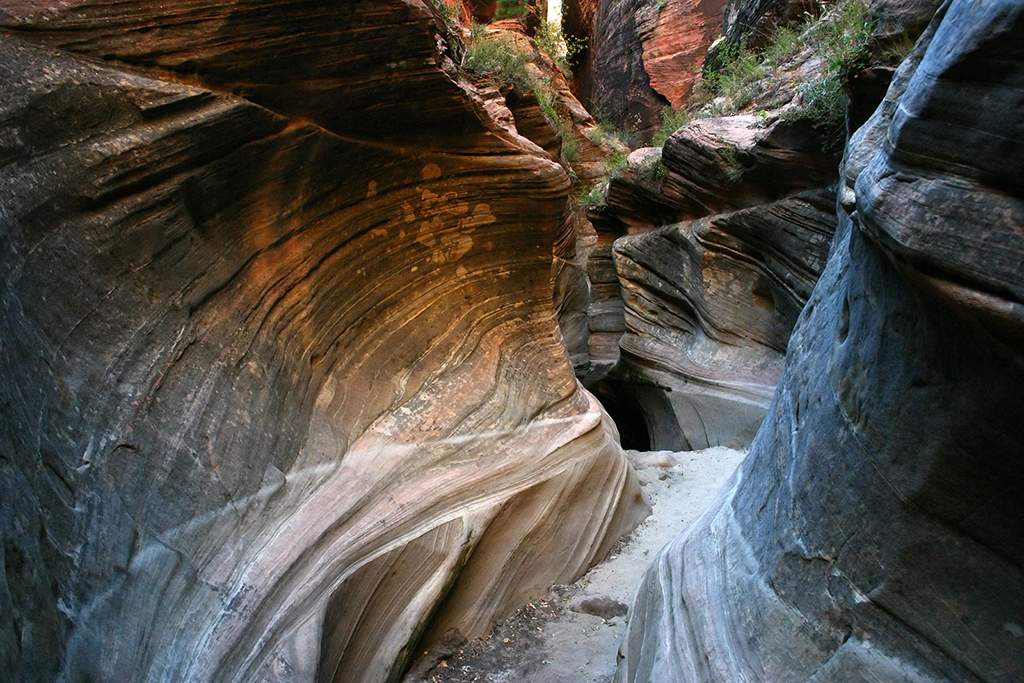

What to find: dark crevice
left=588, top=370, right=695, bottom=451
left=590, top=381, right=652, bottom=451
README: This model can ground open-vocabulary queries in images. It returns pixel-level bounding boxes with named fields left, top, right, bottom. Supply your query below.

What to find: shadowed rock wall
left=612, top=186, right=835, bottom=449
left=0, top=3, right=649, bottom=681
left=592, top=110, right=839, bottom=449
left=620, top=1, right=1024, bottom=679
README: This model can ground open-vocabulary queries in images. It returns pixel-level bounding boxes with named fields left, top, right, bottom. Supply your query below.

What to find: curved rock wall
left=0, top=3, right=648, bottom=681
left=612, top=187, right=835, bottom=449
left=620, top=1, right=1024, bottom=679
left=0, top=0, right=475, bottom=147
left=580, top=0, right=944, bottom=452
left=592, top=110, right=839, bottom=450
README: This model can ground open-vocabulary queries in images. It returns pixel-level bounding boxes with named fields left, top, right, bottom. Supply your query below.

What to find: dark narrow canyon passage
left=589, top=383, right=652, bottom=451
left=2, top=1, right=1022, bottom=682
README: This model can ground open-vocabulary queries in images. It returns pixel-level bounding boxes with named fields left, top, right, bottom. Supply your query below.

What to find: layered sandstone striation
left=469, top=21, right=632, bottom=381
left=611, top=186, right=835, bottom=449
left=578, top=0, right=943, bottom=451
left=621, top=1, right=1024, bottom=679
left=589, top=108, right=839, bottom=449
left=0, top=3, right=648, bottom=681
left=606, top=114, right=840, bottom=226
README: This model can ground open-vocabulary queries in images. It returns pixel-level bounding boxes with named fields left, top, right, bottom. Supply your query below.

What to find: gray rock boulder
left=619, top=0, right=1024, bottom=680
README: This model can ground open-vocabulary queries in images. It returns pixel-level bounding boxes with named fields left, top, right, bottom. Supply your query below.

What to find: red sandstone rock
left=575, top=0, right=727, bottom=138
left=642, top=0, right=727, bottom=107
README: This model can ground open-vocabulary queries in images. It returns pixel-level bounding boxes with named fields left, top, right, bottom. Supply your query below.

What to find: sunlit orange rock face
left=641, top=0, right=726, bottom=108
left=0, top=2, right=647, bottom=681
left=572, top=0, right=725, bottom=136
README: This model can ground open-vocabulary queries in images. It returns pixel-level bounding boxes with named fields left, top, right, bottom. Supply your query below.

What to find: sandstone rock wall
left=611, top=187, right=836, bottom=450
left=620, top=1, right=1024, bottom=679
left=487, top=23, right=632, bottom=383
left=575, top=0, right=725, bottom=137
left=576, top=0, right=943, bottom=452
left=589, top=108, right=839, bottom=450
left=642, top=0, right=729, bottom=109
left=0, top=3, right=648, bottom=681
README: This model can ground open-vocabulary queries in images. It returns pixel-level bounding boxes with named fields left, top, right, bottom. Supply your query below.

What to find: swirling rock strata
left=620, top=1, right=1024, bottom=680
left=612, top=188, right=835, bottom=450
left=0, top=3, right=648, bottom=681
left=606, top=114, right=839, bottom=227
left=592, top=109, right=838, bottom=449
left=0, top=0, right=478, bottom=147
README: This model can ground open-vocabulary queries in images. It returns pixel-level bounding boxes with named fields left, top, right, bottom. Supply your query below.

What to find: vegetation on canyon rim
left=462, top=21, right=585, bottom=164
left=695, top=0, right=890, bottom=139
left=431, top=0, right=460, bottom=28
left=582, top=0, right=909, bottom=211
left=463, top=23, right=533, bottom=89
left=451, top=5, right=630, bottom=210
left=456, top=0, right=893, bottom=215
left=495, top=0, right=530, bottom=21
left=465, top=1, right=586, bottom=75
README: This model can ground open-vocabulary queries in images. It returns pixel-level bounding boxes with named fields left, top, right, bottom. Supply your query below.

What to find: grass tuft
left=693, top=0, right=871, bottom=146
left=579, top=180, right=610, bottom=211
left=463, top=24, right=533, bottom=89
left=652, top=106, right=691, bottom=146
left=787, top=0, right=872, bottom=146
left=495, top=0, right=529, bottom=21
left=636, top=151, right=669, bottom=182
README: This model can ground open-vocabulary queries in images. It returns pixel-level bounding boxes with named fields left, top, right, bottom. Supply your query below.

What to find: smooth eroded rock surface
left=612, top=188, right=836, bottom=450
left=0, top=4, right=649, bottom=681
left=589, top=102, right=839, bottom=450
left=620, top=1, right=1024, bottom=680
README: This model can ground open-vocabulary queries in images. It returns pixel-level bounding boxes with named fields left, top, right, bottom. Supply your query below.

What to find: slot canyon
left=1, top=0, right=1021, bottom=681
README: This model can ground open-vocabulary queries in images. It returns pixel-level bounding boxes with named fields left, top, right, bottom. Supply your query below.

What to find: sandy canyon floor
left=404, top=446, right=748, bottom=683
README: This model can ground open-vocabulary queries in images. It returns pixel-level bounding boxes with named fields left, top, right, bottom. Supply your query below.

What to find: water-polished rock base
left=619, top=1, right=1024, bottom=680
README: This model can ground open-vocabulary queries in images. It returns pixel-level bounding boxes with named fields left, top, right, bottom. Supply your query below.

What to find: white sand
left=404, top=446, right=747, bottom=683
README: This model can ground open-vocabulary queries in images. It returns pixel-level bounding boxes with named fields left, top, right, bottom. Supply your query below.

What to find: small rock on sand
left=568, top=595, right=628, bottom=620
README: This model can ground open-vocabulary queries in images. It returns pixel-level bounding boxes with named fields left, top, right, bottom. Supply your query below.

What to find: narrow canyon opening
left=589, top=383, right=652, bottom=451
